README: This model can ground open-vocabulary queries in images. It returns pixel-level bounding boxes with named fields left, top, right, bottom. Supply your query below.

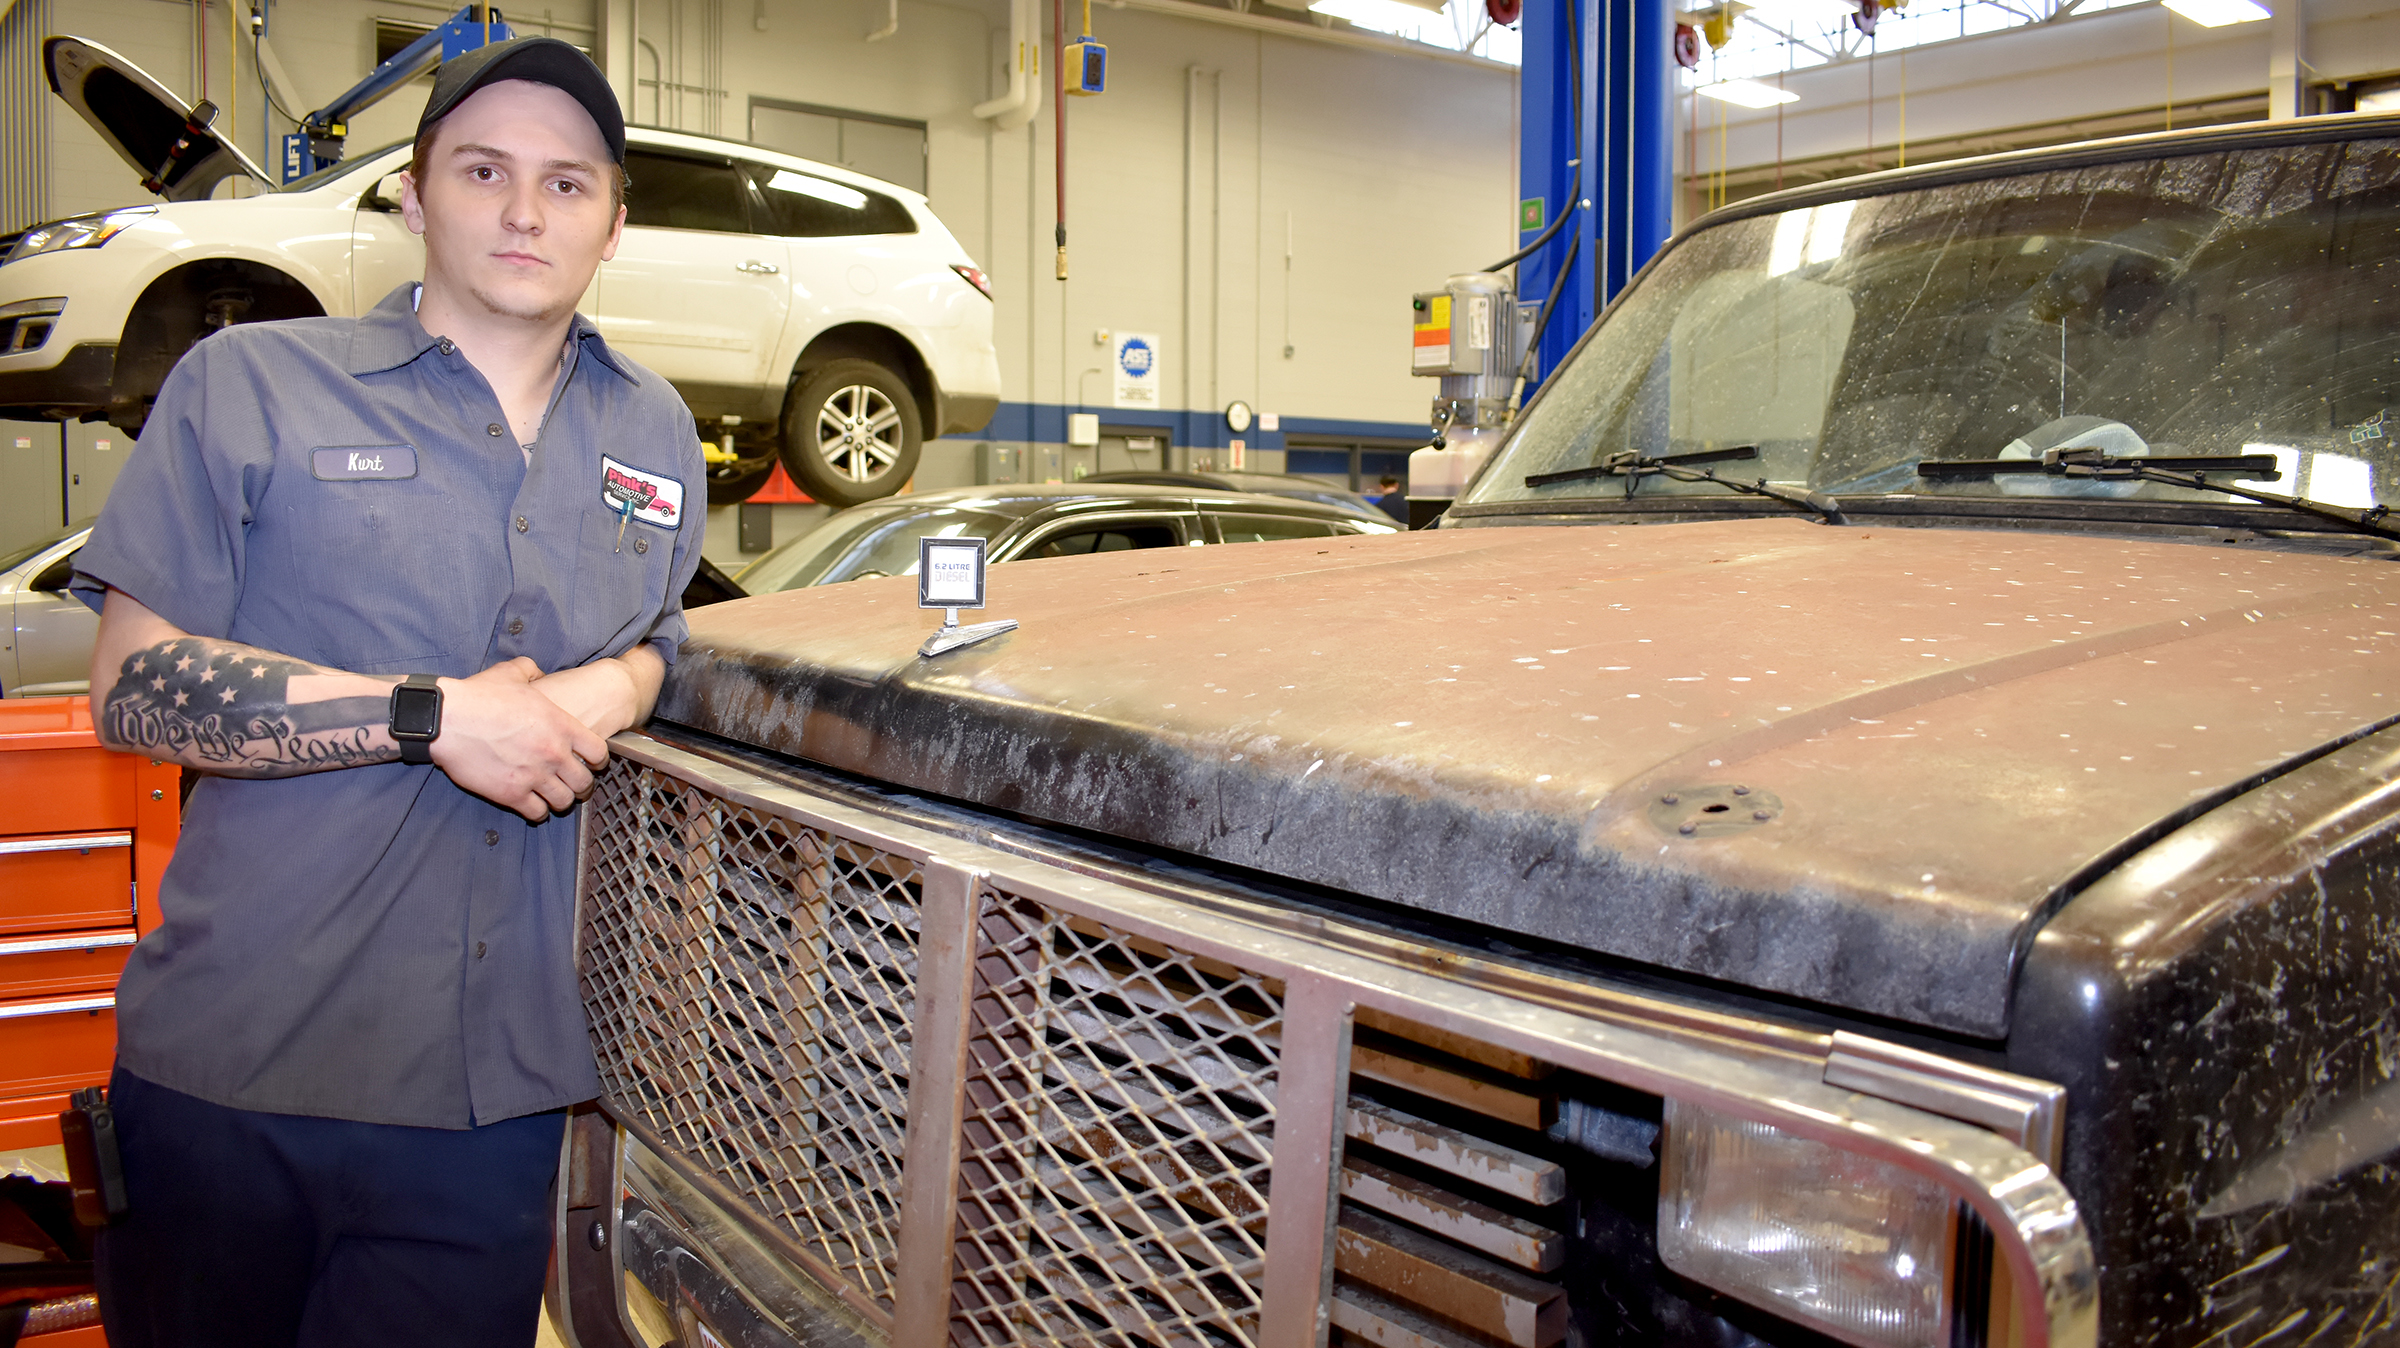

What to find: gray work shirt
left=71, top=283, right=705, bottom=1129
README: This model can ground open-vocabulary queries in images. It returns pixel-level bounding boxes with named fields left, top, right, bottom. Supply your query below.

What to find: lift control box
left=1412, top=283, right=1503, bottom=377
left=1065, top=39, right=1106, bottom=96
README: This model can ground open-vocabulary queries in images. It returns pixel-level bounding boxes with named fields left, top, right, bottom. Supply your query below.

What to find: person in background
left=1375, top=473, right=1409, bottom=524
left=70, top=37, right=704, bottom=1348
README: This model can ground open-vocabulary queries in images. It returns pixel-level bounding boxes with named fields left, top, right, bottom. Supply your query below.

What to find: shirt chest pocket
left=280, top=478, right=482, bottom=670
left=570, top=504, right=675, bottom=655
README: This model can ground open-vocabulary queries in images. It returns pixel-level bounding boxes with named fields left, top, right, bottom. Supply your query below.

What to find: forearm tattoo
left=101, top=637, right=396, bottom=775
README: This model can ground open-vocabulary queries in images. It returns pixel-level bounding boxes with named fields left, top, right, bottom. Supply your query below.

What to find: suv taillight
left=950, top=263, right=992, bottom=299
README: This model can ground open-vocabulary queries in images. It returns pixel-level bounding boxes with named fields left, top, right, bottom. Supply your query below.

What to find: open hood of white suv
left=46, top=36, right=266, bottom=202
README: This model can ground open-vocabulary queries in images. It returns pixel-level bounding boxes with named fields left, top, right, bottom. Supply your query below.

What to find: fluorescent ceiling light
left=2161, top=0, right=2268, bottom=25
left=1766, top=199, right=1856, bottom=274
left=1740, top=0, right=1855, bottom=22
left=1698, top=78, right=1801, bottom=108
left=2358, top=88, right=2400, bottom=113
left=1308, top=0, right=1447, bottom=26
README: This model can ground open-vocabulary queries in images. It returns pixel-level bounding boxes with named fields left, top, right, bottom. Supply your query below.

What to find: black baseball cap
left=418, top=36, right=626, bottom=164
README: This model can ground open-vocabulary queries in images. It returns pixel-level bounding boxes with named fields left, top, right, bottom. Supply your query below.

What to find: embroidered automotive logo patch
left=599, top=455, right=682, bottom=528
left=311, top=446, right=418, bottom=480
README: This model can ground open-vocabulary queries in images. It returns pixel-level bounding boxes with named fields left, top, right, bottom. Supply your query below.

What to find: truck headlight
left=4, top=208, right=153, bottom=265
left=1659, top=1099, right=1961, bottom=1347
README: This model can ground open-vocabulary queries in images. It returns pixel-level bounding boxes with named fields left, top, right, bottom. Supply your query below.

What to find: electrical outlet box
left=1065, top=39, right=1106, bottom=95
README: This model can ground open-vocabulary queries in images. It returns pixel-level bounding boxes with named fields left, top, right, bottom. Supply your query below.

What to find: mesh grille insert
left=580, top=764, right=922, bottom=1310
left=949, top=894, right=1284, bottom=1348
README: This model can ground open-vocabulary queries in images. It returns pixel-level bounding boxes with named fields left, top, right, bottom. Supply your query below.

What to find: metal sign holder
left=916, top=537, right=1017, bottom=658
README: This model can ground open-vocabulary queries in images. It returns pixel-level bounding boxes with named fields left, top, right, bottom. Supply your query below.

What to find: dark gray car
left=733, top=482, right=1398, bottom=593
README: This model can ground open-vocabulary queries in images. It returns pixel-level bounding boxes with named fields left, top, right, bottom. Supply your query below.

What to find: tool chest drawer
left=0, top=994, right=117, bottom=1100
left=0, top=745, right=139, bottom=835
left=0, top=929, right=137, bottom=1000
left=0, top=833, right=134, bottom=936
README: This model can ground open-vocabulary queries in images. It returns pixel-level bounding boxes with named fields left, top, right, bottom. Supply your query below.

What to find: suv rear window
left=745, top=164, right=916, bottom=237
left=623, top=150, right=752, bottom=233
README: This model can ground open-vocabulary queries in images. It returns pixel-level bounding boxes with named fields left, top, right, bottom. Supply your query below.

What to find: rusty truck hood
left=659, top=519, right=2400, bottom=1036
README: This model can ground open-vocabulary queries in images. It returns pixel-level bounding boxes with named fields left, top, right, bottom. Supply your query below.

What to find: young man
left=1375, top=473, right=1409, bottom=524
left=69, top=39, right=703, bottom=1347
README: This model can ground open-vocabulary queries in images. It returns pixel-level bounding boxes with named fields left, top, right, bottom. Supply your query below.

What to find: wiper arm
left=1919, top=447, right=2399, bottom=541
left=1526, top=446, right=1846, bottom=524
left=1916, top=447, right=2287, bottom=479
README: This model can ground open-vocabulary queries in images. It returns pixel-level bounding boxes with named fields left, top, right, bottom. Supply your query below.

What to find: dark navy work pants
left=94, top=1067, right=566, bottom=1348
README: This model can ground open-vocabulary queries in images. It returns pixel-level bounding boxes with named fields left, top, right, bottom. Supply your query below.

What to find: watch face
left=391, top=685, right=441, bottom=738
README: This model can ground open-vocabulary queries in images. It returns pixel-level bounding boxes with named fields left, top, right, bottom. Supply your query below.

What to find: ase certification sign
left=1112, top=332, right=1161, bottom=409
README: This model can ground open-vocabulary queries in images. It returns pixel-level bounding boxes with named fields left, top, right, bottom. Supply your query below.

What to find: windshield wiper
left=1525, top=446, right=1846, bottom=524
left=1919, top=447, right=2399, bottom=541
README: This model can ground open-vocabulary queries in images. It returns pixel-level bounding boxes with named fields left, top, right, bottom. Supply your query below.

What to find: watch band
left=389, top=673, right=443, bottom=766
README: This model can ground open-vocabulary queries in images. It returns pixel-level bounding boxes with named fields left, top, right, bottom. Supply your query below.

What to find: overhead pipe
left=973, top=0, right=1041, bottom=131
left=866, top=0, right=897, bottom=41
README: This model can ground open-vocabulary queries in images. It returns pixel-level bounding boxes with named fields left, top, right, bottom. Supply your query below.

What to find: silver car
left=0, top=521, right=95, bottom=697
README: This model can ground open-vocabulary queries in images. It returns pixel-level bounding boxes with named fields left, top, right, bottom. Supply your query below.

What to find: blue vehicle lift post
left=1514, top=0, right=1675, bottom=397
left=281, top=5, right=513, bottom=183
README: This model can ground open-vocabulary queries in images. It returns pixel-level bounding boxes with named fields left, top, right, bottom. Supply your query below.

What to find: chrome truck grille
left=574, top=734, right=2099, bottom=1348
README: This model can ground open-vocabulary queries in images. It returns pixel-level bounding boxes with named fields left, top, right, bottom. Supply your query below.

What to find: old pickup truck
left=549, top=112, right=2400, bottom=1348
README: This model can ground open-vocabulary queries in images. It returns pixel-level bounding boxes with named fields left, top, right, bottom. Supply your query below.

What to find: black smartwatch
left=389, top=673, right=443, bottom=765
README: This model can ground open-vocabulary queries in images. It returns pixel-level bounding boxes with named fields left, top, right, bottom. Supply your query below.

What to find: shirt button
left=633, top=536, right=648, bottom=555
left=488, top=423, right=504, bottom=437
left=475, top=941, right=488, bottom=959
left=484, top=829, right=499, bottom=846
left=508, top=617, right=525, bottom=636
left=515, top=516, right=529, bottom=533
left=438, top=338, right=455, bottom=355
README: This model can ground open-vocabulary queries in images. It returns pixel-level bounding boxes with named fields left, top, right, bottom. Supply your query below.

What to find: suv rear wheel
left=779, top=359, right=922, bottom=508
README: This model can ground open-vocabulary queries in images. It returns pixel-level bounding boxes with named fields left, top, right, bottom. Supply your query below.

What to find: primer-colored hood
left=659, top=519, right=2400, bottom=1036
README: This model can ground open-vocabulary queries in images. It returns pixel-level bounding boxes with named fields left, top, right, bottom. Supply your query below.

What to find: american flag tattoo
left=102, top=637, right=392, bottom=772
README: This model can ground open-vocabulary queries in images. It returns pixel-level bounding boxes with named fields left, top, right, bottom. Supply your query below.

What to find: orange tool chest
left=2, top=696, right=178, bottom=1348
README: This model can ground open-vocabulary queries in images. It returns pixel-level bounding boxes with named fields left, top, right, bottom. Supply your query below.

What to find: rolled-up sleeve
left=70, top=338, right=268, bottom=639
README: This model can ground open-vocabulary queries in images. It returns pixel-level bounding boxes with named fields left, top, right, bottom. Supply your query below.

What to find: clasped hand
left=428, top=656, right=644, bottom=821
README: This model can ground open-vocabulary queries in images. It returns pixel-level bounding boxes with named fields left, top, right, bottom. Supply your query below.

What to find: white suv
left=0, top=37, right=1001, bottom=506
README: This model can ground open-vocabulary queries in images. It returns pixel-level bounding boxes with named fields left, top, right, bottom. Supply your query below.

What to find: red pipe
left=1054, top=0, right=1067, bottom=279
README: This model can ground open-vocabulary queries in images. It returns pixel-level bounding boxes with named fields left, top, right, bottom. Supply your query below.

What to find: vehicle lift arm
left=280, top=4, right=513, bottom=183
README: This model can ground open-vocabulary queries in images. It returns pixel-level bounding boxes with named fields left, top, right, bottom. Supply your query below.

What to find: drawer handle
left=0, top=931, right=139, bottom=958
left=0, top=994, right=114, bottom=1021
left=0, top=832, right=133, bottom=857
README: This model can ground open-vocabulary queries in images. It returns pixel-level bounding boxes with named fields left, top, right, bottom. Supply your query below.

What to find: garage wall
left=13, top=0, right=1514, bottom=486
left=30, top=0, right=598, bottom=226
left=685, top=0, right=1520, bottom=465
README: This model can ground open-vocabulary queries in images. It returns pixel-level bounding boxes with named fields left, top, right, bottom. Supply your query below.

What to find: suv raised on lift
left=0, top=37, right=1000, bottom=506
left=557, top=115, right=2400, bottom=1348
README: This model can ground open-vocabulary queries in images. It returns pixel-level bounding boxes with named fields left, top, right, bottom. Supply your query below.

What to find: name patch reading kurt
left=599, top=455, right=684, bottom=529
left=311, top=446, right=418, bottom=480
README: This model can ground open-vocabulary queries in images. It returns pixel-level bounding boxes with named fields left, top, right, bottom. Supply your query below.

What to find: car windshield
left=736, top=503, right=1017, bottom=591
left=276, top=141, right=408, bottom=194
left=1467, top=135, right=2400, bottom=519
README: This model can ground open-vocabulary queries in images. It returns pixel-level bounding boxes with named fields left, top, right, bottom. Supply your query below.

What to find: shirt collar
left=346, top=282, right=642, bottom=386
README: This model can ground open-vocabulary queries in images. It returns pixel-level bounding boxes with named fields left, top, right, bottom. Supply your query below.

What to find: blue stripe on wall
left=940, top=402, right=1432, bottom=451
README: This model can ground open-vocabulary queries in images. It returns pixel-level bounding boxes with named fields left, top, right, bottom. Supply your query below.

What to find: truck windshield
left=1467, top=135, right=2400, bottom=517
